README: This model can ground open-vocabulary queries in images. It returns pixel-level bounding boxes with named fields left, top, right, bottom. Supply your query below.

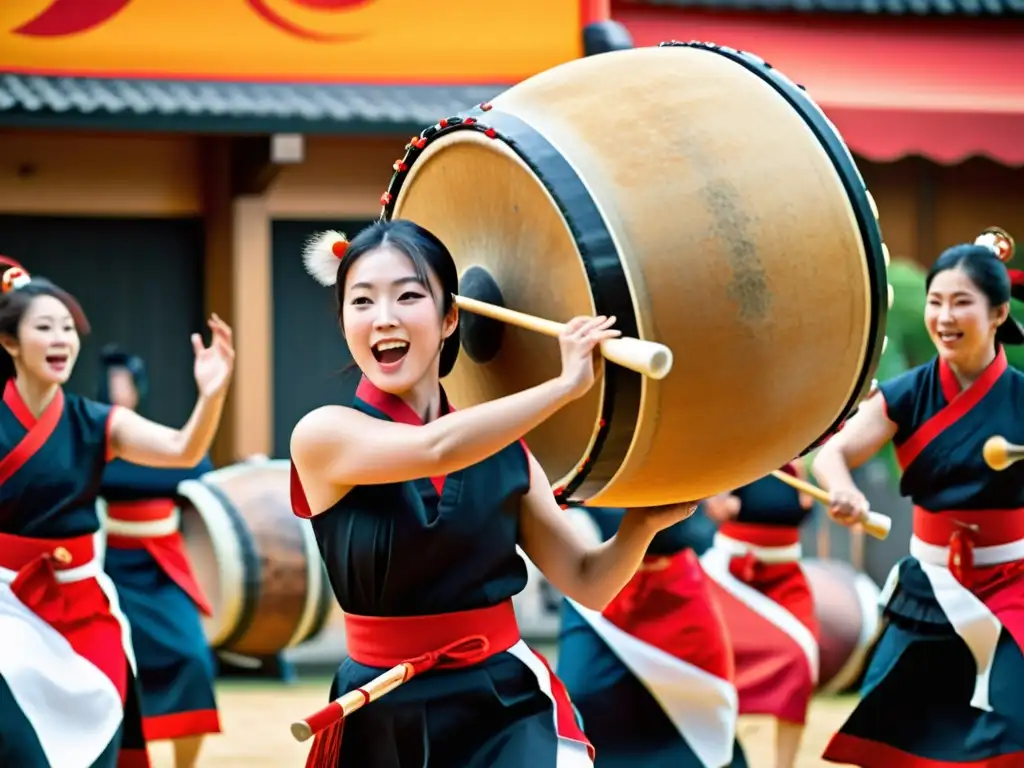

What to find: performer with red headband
left=0, top=260, right=234, bottom=768
left=288, top=219, right=700, bottom=767
left=813, top=228, right=1024, bottom=766
left=556, top=504, right=750, bottom=768
left=96, top=345, right=220, bottom=768
left=700, top=465, right=818, bottom=768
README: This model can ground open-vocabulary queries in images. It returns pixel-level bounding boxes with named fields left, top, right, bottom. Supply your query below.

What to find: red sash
left=0, top=531, right=129, bottom=704
left=0, top=380, right=64, bottom=485
left=106, top=500, right=213, bottom=616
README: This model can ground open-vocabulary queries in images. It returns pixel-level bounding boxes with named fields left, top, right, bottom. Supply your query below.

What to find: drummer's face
left=342, top=246, right=454, bottom=391
left=925, top=266, right=1002, bottom=364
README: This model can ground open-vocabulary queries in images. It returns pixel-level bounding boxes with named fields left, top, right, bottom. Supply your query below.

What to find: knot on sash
left=729, top=551, right=760, bottom=583
left=950, top=524, right=977, bottom=587
left=302, top=634, right=495, bottom=768
left=403, top=634, right=492, bottom=676
left=11, top=553, right=66, bottom=615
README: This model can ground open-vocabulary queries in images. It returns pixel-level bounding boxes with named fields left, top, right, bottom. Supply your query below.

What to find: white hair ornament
left=974, top=227, right=1015, bottom=264
left=302, top=230, right=349, bottom=287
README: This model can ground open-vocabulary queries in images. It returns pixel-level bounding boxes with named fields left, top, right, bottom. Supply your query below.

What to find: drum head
left=394, top=130, right=603, bottom=488
left=388, top=43, right=888, bottom=504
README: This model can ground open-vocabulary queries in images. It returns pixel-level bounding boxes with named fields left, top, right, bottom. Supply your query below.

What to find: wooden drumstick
left=983, top=435, right=1023, bottom=471
left=453, top=295, right=674, bottom=380
left=291, top=662, right=413, bottom=742
left=769, top=470, right=892, bottom=540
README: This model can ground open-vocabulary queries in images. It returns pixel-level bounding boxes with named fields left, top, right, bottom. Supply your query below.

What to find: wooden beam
left=199, top=135, right=287, bottom=464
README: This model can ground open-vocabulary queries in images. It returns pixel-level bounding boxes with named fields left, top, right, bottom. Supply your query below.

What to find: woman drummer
left=97, top=345, right=221, bottom=768
left=812, top=229, right=1024, bottom=766
left=0, top=262, right=234, bottom=767
left=556, top=504, right=750, bottom=768
left=701, top=464, right=819, bottom=768
left=289, top=218, right=700, bottom=767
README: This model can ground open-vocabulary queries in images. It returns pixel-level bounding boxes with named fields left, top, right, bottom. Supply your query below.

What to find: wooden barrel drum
left=177, top=459, right=332, bottom=658
left=803, top=558, right=882, bottom=694
left=384, top=42, right=893, bottom=507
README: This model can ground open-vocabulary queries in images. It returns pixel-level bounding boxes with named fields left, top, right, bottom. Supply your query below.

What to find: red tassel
left=304, top=718, right=344, bottom=768
left=949, top=529, right=974, bottom=586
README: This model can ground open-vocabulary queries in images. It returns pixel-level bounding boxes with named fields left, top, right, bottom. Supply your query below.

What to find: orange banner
left=0, top=0, right=595, bottom=84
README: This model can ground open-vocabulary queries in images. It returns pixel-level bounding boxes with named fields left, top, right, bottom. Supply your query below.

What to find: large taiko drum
left=803, top=558, right=882, bottom=694
left=177, top=459, right=332, bottom=657
left=383, top=41, right=892, bottom=506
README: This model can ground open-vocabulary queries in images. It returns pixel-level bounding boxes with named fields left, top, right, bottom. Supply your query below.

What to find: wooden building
left=0, top=0, right=609, bottom=465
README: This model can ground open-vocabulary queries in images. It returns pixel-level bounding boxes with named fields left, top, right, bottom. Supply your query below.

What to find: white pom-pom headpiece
left=302, top=230, right=349, bottom=286
left=974, top=227, right=1015, bottom=264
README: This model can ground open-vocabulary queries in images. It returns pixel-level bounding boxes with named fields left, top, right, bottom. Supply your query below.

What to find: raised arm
left=518, top=452, right=697, bottom=611
left=291, top=316, right=618, bottom=513
left=109, top=315, right=234, bottom=468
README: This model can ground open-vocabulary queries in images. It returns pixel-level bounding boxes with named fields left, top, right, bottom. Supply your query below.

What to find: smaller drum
left=803, top=558, right=882, bottom=694
left=178, top=458, right=332, bottom=658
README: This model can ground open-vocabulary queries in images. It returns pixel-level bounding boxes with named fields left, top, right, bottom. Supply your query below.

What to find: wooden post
left=199, top=135, right=302, bottom=464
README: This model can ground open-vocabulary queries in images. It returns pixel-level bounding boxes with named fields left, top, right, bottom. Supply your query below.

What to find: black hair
left=0, top=274, right=90, bottom=382
left=97, top=344, right=149, bottom=404
left=332, top=219, right=461, bottom=377
left=925, top=243, right=1024, bottom=346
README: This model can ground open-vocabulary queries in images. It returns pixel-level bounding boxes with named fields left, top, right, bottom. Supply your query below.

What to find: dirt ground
left=147, top=679, right=859, bottom=768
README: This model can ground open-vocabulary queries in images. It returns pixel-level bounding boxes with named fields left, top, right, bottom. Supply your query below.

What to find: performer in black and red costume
left=0, top=259, right=233, bottom=768
left=288, top=219, right=700, bottom=767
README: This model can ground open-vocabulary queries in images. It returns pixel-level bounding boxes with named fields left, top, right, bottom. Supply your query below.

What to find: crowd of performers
left=2, top=220, right=1023, bottom=768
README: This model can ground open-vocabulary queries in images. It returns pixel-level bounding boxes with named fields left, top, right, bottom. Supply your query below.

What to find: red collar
left=354, top=376, right=454, bottom=426
left=937, top=346, right=1007, bottom=404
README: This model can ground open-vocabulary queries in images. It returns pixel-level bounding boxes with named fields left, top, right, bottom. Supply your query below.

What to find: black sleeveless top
left=302, top=377, right=531, bottom=617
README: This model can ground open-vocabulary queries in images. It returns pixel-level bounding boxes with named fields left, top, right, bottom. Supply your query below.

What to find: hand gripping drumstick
left=452, top=295, right=674, bottom=380
left=769, top=470, right=892, bottom=540
left=983, top=435, right=1023, bottom=471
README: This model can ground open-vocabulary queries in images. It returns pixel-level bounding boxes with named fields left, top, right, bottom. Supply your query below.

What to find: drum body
left=178, top=459, right=332, bottom=657
left=385, top=42, right=890, bottom=506
left=803, top=558, right=882, bottom=694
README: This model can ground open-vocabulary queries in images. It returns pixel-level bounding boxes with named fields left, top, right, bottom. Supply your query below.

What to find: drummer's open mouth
left=372, top=339, right=410, bottom=365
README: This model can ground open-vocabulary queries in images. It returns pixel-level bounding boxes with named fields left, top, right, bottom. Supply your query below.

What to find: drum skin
left=803, top=558, right=882, bottom=694
left=385, top=42, right=892, bottom=507
left=178, top=459, right=332, bottom=658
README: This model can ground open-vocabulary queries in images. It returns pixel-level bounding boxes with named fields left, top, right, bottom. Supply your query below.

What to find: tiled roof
left=623, top=0, right=1024, bottom=14
left=0, top=74, right=505, bottom=134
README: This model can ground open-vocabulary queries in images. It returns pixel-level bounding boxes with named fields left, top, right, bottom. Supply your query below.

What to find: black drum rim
left=379, top=107, right=641, bottom=503
left=659, top=41, right=889, bottom=453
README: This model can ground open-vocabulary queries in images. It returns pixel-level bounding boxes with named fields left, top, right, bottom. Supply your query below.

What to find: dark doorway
left=271, top=219, right=373, bottom=458
left=0, top=215, right=205, bottom=427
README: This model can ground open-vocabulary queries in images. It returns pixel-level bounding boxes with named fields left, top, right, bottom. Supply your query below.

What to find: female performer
left=0, top=261, right=234, bottom=768
left=97, top=345, right=221, bottom=768
left=701, top=464, right=818, bottom=768
left=289, top=219, right=700, bottom=767
left=556, top=504, right=749, bottom=768
left=812, top=229, right=1024, bottom=766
